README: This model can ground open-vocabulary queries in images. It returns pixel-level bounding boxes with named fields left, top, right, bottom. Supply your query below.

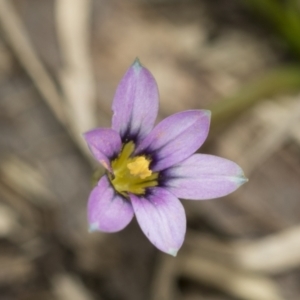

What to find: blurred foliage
left=244, top=0, right=300, bottom=59
left=211, top=0, right=300, bottom=129
left=210, top=66, right=300, bottom=128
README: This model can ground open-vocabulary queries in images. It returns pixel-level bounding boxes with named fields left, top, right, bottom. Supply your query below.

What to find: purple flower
left=84, top=59, right=247, bottom=256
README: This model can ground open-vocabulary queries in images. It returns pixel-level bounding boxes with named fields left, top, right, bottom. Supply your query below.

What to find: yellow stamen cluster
left=127, top=157, right=152, bottom=179
left=110, top=142, right=158, bottom=196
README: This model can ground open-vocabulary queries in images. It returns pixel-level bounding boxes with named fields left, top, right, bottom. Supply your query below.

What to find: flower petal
left=163, top=154, right=247, bottom=200
left=130, top=188, right=186, bottom=256
left=135, top=110, right=211, bottom=171
left=88, top=176, right=134, bottom=232
left=112, top=59, right=159, bottom=142
left=83, top=128, right=122, bottom=171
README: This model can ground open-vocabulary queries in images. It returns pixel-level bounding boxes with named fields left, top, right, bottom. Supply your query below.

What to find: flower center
left=127, top=156, right=152, bottom=179
left=110, top=142, right=158, bottom=196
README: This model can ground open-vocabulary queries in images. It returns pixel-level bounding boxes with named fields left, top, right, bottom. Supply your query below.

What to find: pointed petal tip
left=88, top=177, right=134, bottom=233
left=234, top=175, right=248, bottom=186
left=112, top=59, right=159, bottom=142
left=168, top=248, right=178, bottom=257
left=132, top=57, right=143, bottom=72
left=130, top=188, right=186, bottom=256
left=203, top=109, right=211, bottom=117
left=165, top=154, right=248, bottom=200
left=88, top=222, right=99, bottom=233
left=238, top=168, right=248, bottom=184
left=241, top=176, right=249, bottom=184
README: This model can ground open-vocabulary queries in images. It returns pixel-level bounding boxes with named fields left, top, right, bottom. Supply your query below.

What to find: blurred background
left=1, top=0, right=300, bottom=299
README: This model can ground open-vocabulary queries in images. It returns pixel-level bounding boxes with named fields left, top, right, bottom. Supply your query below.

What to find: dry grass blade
left=178, top=253, right=283, bottom=300
left=184, top=229, right=300, bottom=275
left=0, top=155, right=56, bottom=208
left=150, top=254, right=179, bottom=300
left=0, top=182, right=40, bottom=233
left=55, top=0, right=97, bottom=135
left=52, top=273, right=97, bottom=300
left=0, top=0, right=65, bottom=124
left=0, top=0, right=94, bottom=162
left=0, top=204, right=18, bottom=238
left=235, top=225, right=300, bottom=274
left=219, top=94, right=300, bottom=175
left=216, top=94, right=300, bottom=231
left=0, top=255, right=35, bottom=286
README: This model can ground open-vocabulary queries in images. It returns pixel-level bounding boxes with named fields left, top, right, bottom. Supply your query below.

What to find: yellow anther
left=127, top=156, right=152, bottom=179
left=110, top=142, right=158, bottom=195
